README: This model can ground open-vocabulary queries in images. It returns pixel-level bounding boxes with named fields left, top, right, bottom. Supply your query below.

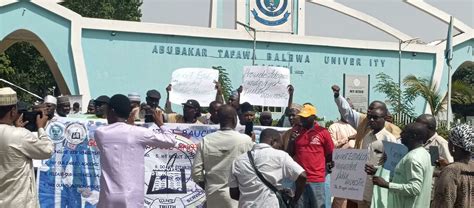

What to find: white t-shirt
left=229, top=143, right=304, bottom=208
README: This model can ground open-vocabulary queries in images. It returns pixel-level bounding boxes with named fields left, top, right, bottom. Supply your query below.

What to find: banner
left=330, top=149, right=368, bottom=201
left=344, top=74, right=369, bottom=113
left=249, top=0, right=293, bottom=32
left=38, top=118, right=105, bottom=208
left=38, top=118, right=288, bottom=208
left=169, top=68, right=219, bottom=107
left=240, top=66, right=290, bottom=107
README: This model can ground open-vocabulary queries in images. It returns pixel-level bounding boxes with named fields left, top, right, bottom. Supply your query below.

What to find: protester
left=56, top=96, right=71, bottom=117
left=328, top=115, right=357, bottom=208
left=200, top=100, right=223, bottom=124
left=360, top=107, right=398, bottom=208
left=164, top=84, right=201, bottom=123
left=277, top=84, right=295, bottom=127
left=0, top=87, right=53, bottom=208
left=146, top=89, right=164, bottom=111
left=228, top=86, right=242, bottom=111
left=94, top=94, right=176, bottom=208
left=229, top=128, right=307, bottom=207
left=86, top=99, right=95, bottom=114
left=282, top=103, right=303, bottom=153
left=331, top=85, right=401, bottom=148
left=259, top=111, right=273, bottom=126
left=288, top=104, right=334, bottom=208
left=44, top=95, right=57, bottom=118
left=239, top=102, right=255, bottom=126
left=72, top=102, right=80, bottom=114
left=328, top=115, right=357, bottom=149
left=166, top=99, right=203, bottom=124
left=128, top=93, right=141, bottom=121
left=415, top=114, right=454, bottom=203
left=92, top=95, right=109, bottom=119
left=432, top=124, right=473, bottom=208
left=416, top=114, right=454, bottom=164
left=191, top=105, right=254, bottom=208
left=372, top=122, right=433, bottom=208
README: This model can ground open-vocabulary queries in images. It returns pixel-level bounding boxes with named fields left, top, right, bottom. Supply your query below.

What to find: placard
left=240, top=66, right=290, bottom=107
left=330, top=149, right=368, bottom=201
left=169, top=68, right=219, bottom=107
left=382, top=141, right=408, bottom=174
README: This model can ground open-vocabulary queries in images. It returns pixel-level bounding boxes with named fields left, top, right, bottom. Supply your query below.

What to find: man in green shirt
left=372, top=122, right=433, bottom=208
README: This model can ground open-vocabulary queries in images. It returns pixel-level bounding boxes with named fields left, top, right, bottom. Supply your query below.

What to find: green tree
left=403, top=75, right=445, bottom=116
left=212, top=66, right=233, bottom=102
left=452, top=61, right=474, bottom=86
left=61, top=0, right=142, bottom=21
left=3, top=1, right=143, bottom=103
left=374, top=73, right=415, bottom=117
left=451, top=62, right=474, bottom=120
left=0, top=53, right=14, bottom=75
left=2, top=43, right=57, bottom=103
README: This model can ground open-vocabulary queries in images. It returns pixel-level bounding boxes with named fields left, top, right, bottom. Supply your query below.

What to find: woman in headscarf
left=432, top=124, right=473, bottom=208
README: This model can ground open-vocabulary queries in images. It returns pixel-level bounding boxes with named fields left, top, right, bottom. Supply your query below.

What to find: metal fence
left=393, top=112, right=415, bottom=127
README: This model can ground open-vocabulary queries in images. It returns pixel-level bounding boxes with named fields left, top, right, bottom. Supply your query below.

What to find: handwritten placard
left=169, top=68, right=218, bottom=107
left=240, top=66, right=290, bottom=107
left=382, top=141, right=408, bottom=174
left=330, top=149, right=368, bottom=201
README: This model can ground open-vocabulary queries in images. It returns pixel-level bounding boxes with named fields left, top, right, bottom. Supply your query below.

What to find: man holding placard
left=372, top=122, right=433, bottom=208
left=240, top=66, right=290, bottom=108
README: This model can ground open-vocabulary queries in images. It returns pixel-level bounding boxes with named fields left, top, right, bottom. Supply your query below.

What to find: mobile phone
left=22, top=111, right=42, bottom=132
left=429, top=146, right=440, bottom=166
left=244, top=122, right=253, bottom=137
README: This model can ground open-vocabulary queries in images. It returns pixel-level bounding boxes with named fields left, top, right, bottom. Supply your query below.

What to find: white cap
left=44, top=95, right=57, bottom=105
left=128, top=93, right=141, bottom=102
left=0, top=87, right=17, bottom=106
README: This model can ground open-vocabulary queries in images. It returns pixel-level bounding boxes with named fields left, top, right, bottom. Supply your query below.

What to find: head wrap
left=449, top=124, right=474, bottom=153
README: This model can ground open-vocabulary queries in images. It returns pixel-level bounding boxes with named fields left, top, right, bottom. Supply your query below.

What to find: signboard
left=249, top=0, right=293, bottom=32
left=169, top=68, right=219, bottom=107
left=344, top=74, right=369, bottom=113
left=240, top=66, right=290, bottom=107
left=330, top=149, right=368, bottom=201
left=38, top=118, right=289, bottom=208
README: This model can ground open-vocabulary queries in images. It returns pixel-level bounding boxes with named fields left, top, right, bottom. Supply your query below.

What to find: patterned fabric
left=433, top=161, right=474, bottom=208
left=449, top=124, right=474, bottom=153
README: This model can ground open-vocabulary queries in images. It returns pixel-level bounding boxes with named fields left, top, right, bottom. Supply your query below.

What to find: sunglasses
left=367, top=114, right=385, bottom=120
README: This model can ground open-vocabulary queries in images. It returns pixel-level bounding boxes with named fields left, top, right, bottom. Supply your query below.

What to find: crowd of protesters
left=0, top=83, right=472, bottom=208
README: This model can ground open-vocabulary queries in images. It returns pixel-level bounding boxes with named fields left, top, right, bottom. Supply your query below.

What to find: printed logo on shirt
left=310, top=135, right=322, bottom=145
